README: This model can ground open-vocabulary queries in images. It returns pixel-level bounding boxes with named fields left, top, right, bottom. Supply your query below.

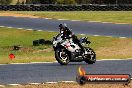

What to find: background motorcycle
left=53, top=34, right=96, bottom=65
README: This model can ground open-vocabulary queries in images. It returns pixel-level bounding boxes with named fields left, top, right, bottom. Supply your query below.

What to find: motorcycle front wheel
left=85, top=47, right=96, bottom=64
left=55, top=48, right=70, bottom=65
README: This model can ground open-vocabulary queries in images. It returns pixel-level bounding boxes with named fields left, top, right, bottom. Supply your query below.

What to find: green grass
left=3, top=11, right=132, bottom=24
left=0, top=27, right=57, bottom=64
left=0, top=27, right=132, bottom=64
left=10, top=0, right=18, bottom=5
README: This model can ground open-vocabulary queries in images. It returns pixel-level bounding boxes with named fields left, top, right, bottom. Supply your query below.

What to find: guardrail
left=0, top=5, right=132, bottom=11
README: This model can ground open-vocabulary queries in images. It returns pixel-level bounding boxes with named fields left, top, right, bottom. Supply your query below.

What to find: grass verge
left=0, top=27, right=132, bottom=64
left=0, top=11, right=132, bottom=24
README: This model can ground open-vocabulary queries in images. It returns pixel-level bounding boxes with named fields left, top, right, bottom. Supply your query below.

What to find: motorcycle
left=52, top=33, right=96, bottom=65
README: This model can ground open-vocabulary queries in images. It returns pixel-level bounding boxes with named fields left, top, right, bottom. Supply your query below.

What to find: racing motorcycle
left=52, top=33, right=96, bottom=65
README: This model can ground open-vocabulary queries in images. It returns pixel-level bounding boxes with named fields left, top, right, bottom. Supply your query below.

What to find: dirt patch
left=96, top=39, right=132, bottom=58
left=0, top=12, right=39, bottom=18
left=6, top=82, right=132, bottom=88
left=32, top=48, right=53, bottom=53
left=96, top=46, right=132, bottom=58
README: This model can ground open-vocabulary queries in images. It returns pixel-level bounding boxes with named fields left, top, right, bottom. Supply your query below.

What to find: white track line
left=71, top=20, right=80, bottom=22
left=115, top=23, right=128, bottom=25
left=80, top=34, right=85, bottom=35
left=88, top=21, right=101, bottom=23
left=8, top=84, right=20, bottom=86
left=0, top=85, right=5, bottom=87
left=119, top=37, right=126, bottom=38
left=58, top=19, right=68, bottom=21
left=37, top=30, right=43, bottom=31
left=26, top=29, right=33, bottom=31
left=127, top=58, right=132, bottom=59
left=10, top=63, right=30, bottom=65
left=1, top=25, right=130, bottom=39
left=45, top=18, right=52, bottom=20
left=12, top=62, right=56, bottom=64
left=101, top=22, right=113, bottom=24
left=17, top=28, right=24, bottom=29
left=88, top=21, right=131, bottom=25
left=4, top=62, right=57, bottom=65
left=7, top=27, right=13, bottom=29
left=59, top=81, right=76, bottom=83
left=31, top=62, right=56, bottom=64
left=93, top=35, right=100, bottom=36
left=97, top=58, right=132, bottom=61
left=0, top=26, right=5, bottom=27
left=0, top=64, right=7, bottom=65
left=0, top=59, right=131, bottom=65
left=29, top=83, right=41, bottom=85
left=3, top=78, right=132, bottom=86
left=45, top=82, right=58, bottom=84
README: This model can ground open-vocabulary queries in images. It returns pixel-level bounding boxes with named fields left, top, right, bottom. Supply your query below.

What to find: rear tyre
left=85, top=47, right=96, bottom=64
left=55, top=48, right=70, bottom=65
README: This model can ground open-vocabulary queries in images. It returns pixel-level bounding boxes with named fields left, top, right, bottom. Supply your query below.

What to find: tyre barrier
left=0, top=5, right=132, bottom=11
left=13, top=45, right=22, bottom=50
left=33, top=39, right=52, bottom=46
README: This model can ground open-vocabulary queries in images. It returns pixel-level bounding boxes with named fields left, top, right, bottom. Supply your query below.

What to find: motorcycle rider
left=59, top=23, right=72, bottom=39
left=59, top=23, right=87, bottom=55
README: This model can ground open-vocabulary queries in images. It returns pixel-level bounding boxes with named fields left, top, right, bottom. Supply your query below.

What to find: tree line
left=0, top=0, right=12, bottom=4
left=1, top=0, right=132, bottom=5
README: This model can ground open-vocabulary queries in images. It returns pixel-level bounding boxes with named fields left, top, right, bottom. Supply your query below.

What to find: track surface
left=0, top=60, right=132, bottom=84
left=0, top=16, right=132, bottom=37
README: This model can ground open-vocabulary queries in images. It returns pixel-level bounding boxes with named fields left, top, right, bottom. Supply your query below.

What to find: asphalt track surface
left=0, top=16, right=132, bottom=37
left=0, top=60, right=132, bottom=84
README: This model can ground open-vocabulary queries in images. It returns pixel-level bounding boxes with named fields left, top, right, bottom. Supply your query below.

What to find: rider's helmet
left=59, top=23, right=67, bottom=28
left=59, top=23, right=68, bottom=32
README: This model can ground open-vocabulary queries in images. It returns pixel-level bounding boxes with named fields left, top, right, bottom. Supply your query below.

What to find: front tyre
left=55, top=48, right=70, bottom=65
left=85, top=47, right=96, bottom=64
